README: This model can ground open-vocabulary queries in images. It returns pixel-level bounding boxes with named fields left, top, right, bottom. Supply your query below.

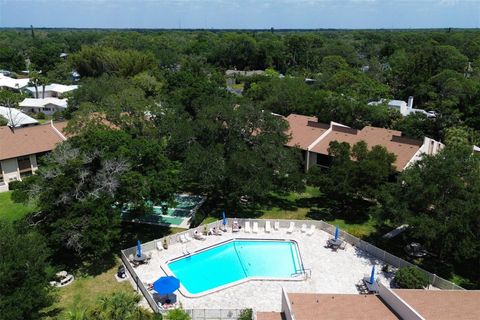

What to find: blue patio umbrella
left=222, top=211, right=227, bottom=226
left=137, top=240, right=142, bottom=257
left=369, top=265, right=376, bottom=284
left=153, top=276, right=180, bottom=295
left=334, top=225, right=339, bottom=240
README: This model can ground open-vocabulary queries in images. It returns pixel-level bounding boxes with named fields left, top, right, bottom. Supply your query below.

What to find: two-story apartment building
left=0, top=121, right=67, bottom=192
left=284, top=114, right=443, bottom=172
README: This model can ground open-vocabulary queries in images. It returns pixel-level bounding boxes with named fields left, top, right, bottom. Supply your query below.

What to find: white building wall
left=32, top=90, right=54, bottom=98
left=0, top=154, right=39, bottom=192
left=378, top=283, right=425, bottom=320
left=403, top=137, right=444, bottom=170
left=30, top=154, right=38, bottom=172
left=1, top=158, right=20, bottom=184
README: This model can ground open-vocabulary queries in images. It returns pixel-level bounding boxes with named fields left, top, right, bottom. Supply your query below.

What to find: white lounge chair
left=184, top=233, right=193, bottom=242
left=244, top=221, right=251, bottom=233
left=193, top=231, right=206, bottom=240
left=179, top=234, right=188, bottom=243
left=274, top=221, right=280, bottom=231
left=306, top=225, right=316, bottom=236
left=300, top=224, right=307, bottom=233
left=253, top=222, right=259, bottom=233
left=265, top=221, right=271, bottom=233
left=286, top=222, right=295, bottom=234
left=156, top=241, right=163, bottom=251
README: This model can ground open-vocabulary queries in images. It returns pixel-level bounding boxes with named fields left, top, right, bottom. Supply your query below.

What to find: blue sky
left=0, top=0, right=479, bottom=29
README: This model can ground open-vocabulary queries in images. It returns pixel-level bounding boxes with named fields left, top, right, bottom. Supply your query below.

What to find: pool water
left=167, top=240, right=303, bottom=295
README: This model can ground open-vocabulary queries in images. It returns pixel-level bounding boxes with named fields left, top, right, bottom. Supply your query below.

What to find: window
left=17, top=156, right=32, bottom=171
left=316, top=154, right=332, bottom=168
left=0, top=162, right=3, bottom=183
left=20, top=170, right=33, bottom=179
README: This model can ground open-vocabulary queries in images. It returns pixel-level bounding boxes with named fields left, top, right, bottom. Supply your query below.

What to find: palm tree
left=38, top=75, right=48, bottom=99
left=28, top=70, right=40, bottom=98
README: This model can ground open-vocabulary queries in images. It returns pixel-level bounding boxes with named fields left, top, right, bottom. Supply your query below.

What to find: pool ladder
left=292, top=268, right=311, bottom=279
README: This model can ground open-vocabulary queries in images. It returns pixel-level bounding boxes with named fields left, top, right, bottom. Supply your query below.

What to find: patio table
left=327, top=238, right=344, bottom=248
left=133, top=253, right=147, bottom=263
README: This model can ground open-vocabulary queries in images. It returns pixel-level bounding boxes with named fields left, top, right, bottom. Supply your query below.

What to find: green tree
left=14, top=128, right=178, bottom=261
left=309, top=140, right=396, bottom=211
left=0, top=221, right=55, bottom=320
left=70, top=46, right=156, bottom=77
left=379, top=142, right=480, bottom=264
left=177, top=102, right=304, bottom=209
left=394, top=267, right=430, bottom=289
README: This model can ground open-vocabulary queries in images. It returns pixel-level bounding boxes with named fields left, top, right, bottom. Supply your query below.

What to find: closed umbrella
left=334, top=225, right=339, bottom=240
left=153, top=276, right=180, bottom=295
left=222, top=211, right=227, bottom=226
left=137, top=240, right=142, bottom=257
left=369, top=265, right=376, bottom=284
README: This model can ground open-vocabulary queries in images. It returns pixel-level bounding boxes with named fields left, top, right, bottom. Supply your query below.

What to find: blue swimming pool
left=167, top=239, right=303, bottom=295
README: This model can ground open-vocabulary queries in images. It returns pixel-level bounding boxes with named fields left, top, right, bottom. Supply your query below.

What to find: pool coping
left=159, top=238, right=307, bottom=298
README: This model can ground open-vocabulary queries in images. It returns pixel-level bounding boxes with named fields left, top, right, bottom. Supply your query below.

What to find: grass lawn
left=43, top=259, right=134, bottom=318
left=258, top=186, right=378, bottom=238
left=41, top=223, right=186, bottom=317
left=198, top=186, right=378, bottom=238
left=0, top=191, right=37, bottom=222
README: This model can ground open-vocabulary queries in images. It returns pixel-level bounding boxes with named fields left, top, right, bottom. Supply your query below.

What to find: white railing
left=184, top=308, right=249, bottom=320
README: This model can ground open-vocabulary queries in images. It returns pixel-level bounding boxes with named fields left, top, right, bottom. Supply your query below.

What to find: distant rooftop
left=19, top=97, right=68, bottom=109
left=0, top=106, right=38, bottom=127
left=26, top=83, right=78, bottom=95
left=225, top=69, right=265, bottom=77
left=0, top=74, right=30, bottom=90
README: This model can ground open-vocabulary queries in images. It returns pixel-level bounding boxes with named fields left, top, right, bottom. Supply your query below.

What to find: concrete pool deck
left=129, top=225, right=396, bottom=312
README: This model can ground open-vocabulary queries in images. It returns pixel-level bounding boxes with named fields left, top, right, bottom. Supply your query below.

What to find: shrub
left=7, top=180, right=22, bottom=190
left=165, top=308, right=190, bottom=320
left=35, top=112, right=46, bottom=120
left=52, top=111, right=64, bottom=121
left=238, top=309, right=253, bottom=320
left=395, top=266, right=429, bottom=289
left=0, top=115, right=8, bottom=126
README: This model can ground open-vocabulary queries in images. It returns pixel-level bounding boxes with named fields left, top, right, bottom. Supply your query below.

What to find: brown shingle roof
left=394, top=289, right=480, bottom=320
left=288, top=293, right=399, bottom=320
left=256, top=312, right=285, bottom=320
left=310, top=125, right=421, bottom=170
left=285, top=114, right=328, bottom=150
left=0, top=122, right=67, bottom=161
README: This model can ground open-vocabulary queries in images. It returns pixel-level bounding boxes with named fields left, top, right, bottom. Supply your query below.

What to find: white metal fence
left=121, top=218, right=463, bottom=314
left=184, top=309, right=248, bottom=320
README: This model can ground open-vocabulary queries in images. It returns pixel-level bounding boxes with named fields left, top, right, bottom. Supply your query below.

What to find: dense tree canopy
left=378, top=142, right=480, bottom=265
left=3, top=28, right=480, bottom=289
left=0, top=221, right=55, bottom=320
left=14, top=128, right=178, bottom=261
left=309, top=140, right=396, bottom=211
